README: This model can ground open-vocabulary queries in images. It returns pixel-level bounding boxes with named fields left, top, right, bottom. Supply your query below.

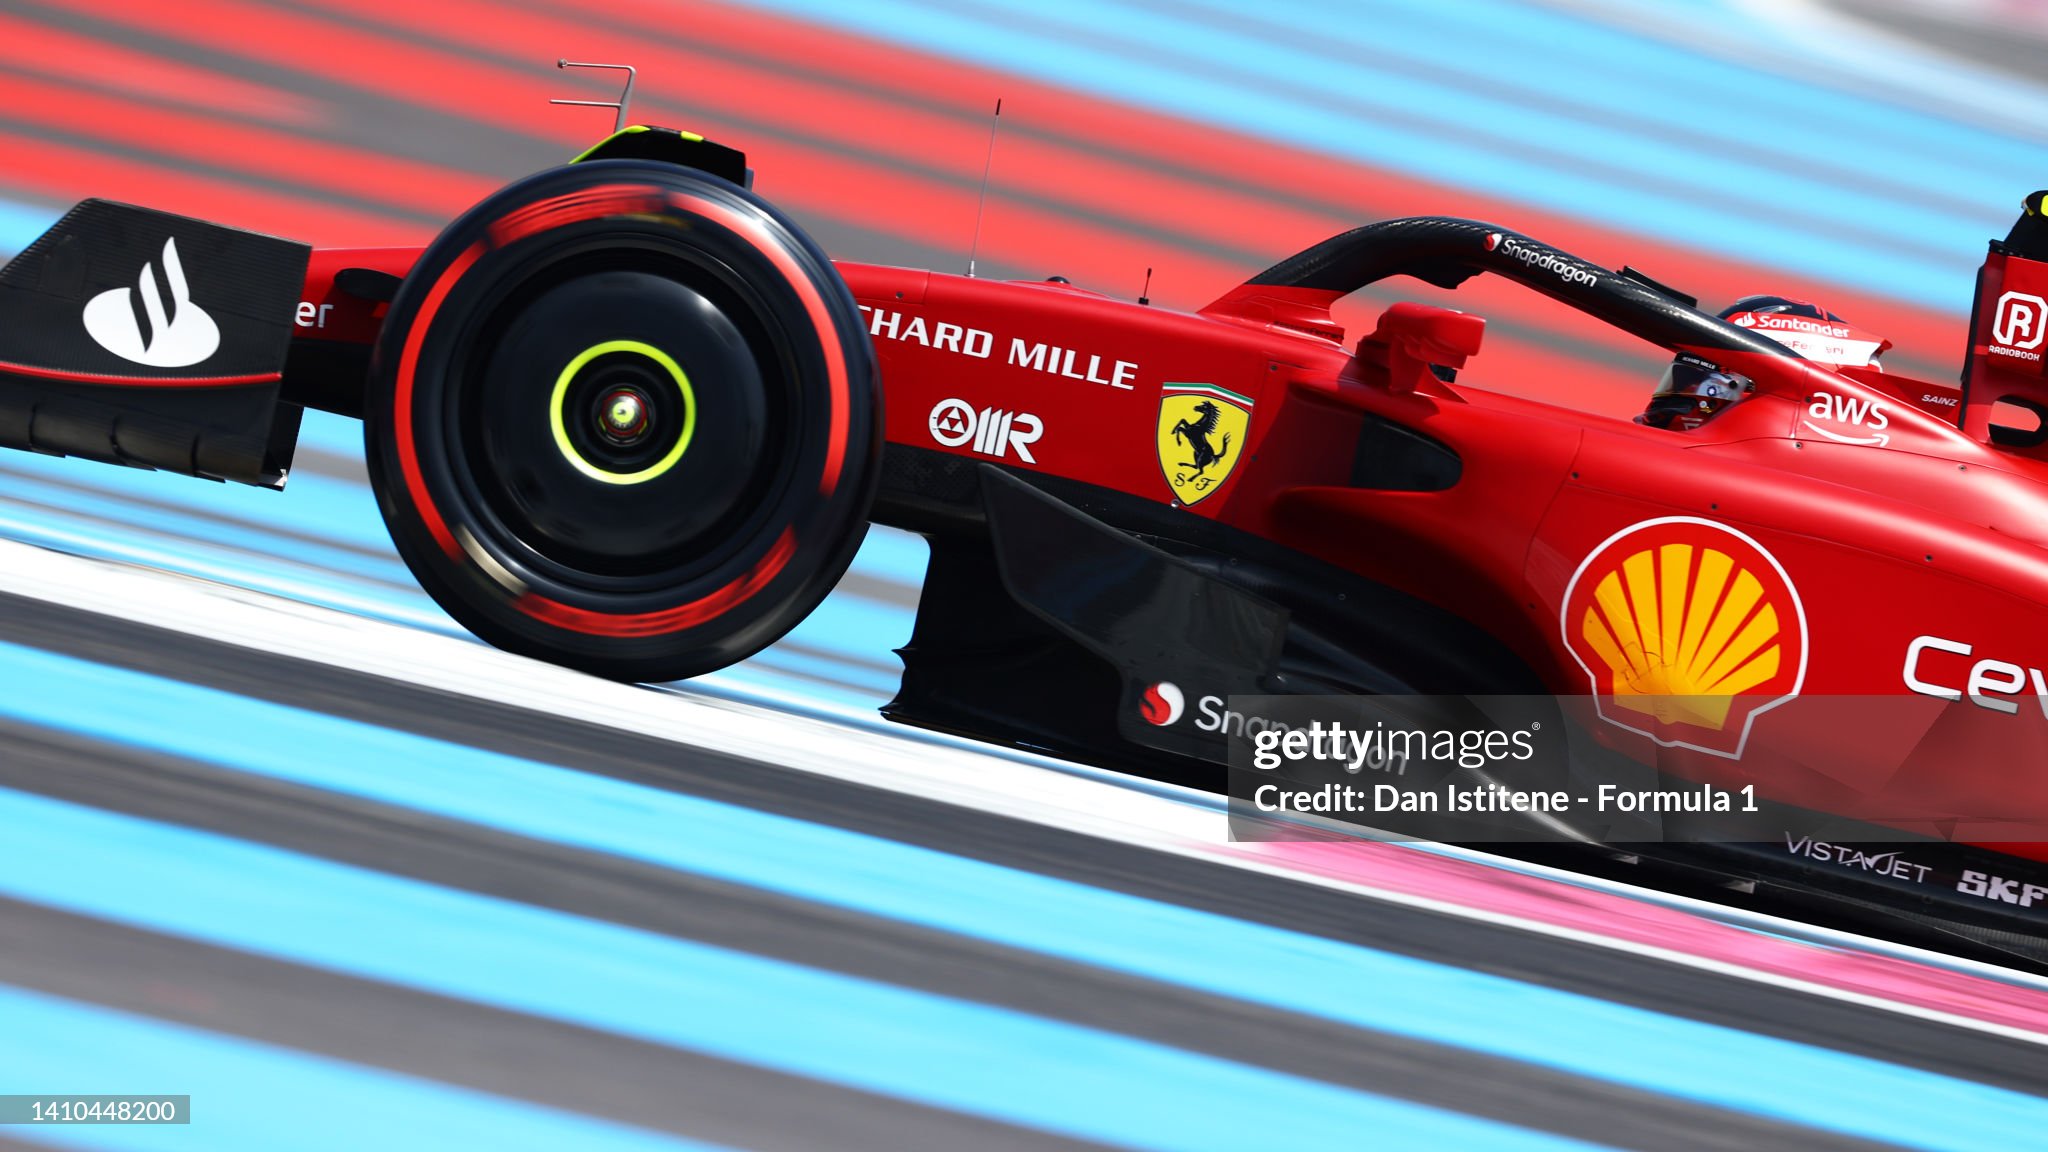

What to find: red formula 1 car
left=8, top=124, right=2048, bottom=958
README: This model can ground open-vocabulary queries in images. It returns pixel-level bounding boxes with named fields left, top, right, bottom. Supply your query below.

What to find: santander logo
left=82, top=238, right=220, bottom=368
left=1140, top=681, right=1185, bottom=726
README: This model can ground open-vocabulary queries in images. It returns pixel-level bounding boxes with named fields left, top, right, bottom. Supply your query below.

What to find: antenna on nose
left=967, top=98, right=1003, bottom=278
left=550, top=59, right=638, bottom=135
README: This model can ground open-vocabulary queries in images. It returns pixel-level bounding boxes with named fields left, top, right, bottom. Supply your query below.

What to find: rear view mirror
left=1360, top=302, right=1485, bottom=394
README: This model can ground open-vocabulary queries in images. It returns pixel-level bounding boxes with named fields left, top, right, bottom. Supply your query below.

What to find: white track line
left=7, top=537, right=2048, bottom=1045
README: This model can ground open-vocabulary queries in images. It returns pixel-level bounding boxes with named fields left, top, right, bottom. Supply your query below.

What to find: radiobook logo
left=82, top=238, right=220, bottom=368
left=1994, top=291, right=2048, bottom=352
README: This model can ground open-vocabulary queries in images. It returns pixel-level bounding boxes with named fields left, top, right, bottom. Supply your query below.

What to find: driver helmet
left=1642, top=353, right=1753, bottom=430
left=1720, top=295, right=1891, bottom=370
left=1641, top=296, right=1892, bottom=430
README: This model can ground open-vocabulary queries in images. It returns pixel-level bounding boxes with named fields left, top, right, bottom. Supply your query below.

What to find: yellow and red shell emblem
left=1561, top=517, right=1807, bottom=758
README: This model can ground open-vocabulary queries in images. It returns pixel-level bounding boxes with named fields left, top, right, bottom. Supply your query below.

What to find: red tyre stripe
left=514, top=526, right=797, bottom=638
left=661, top=188, right=854, bottom=496
left=394, top=185, right=841, bottom=638
left=391, top=240, right=483, bottom=560
left=487, top=186, right=668, bottom=249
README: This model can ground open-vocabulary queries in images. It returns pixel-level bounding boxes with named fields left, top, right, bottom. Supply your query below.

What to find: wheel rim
left=450, top=255, right=789, bottom=589
left=547, top=339, right=698, bottom=486
left=367, top=163, right=883, bottom=680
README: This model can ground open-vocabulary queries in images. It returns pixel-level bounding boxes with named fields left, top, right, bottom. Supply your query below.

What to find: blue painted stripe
left=0, top=986, right=730, bottom=1152
left=731, top=0, right=2007, bottom=310
left=848, top=520, right=932, bottom=587
left=778, top=590, right=913, bottom=659
left=0, top=405, right=918, bottom=664
left=1029, top=0, right=1987, bottom=240
left=743, top=639, right=902, bottom=695
left=0, top=490, right=905, bottom=713
left=0, top=639, right=2040, bottom=1149
left=706, top=658, right=896, bottom=711
left=0, top=788, right=1612, bottom=1152
left=0, top=467, right=413, bottom=586
left=0, top=471, right=914, bottom=672
left=1243, top=0, right=2048, bottom=174
left=0, top=501, right=456, bottom=630
left=0, top=197, right=54, bottom=257
left=0, top=476, right=905, bottom=708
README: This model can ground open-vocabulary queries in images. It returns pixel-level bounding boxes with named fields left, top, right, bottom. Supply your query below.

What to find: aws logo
left=1561, top=517, right=1807, bottom=759
left=1802, top=391, right=1890, bottom=447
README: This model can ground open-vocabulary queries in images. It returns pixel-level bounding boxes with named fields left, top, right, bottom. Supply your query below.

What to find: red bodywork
left=298, top=234, right=2048, bottom=858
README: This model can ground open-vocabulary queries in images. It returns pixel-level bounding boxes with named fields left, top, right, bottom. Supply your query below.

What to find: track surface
left=1, top=1, right=2048, bottom=1148
left=6, top=539, right=2048, bottom=1151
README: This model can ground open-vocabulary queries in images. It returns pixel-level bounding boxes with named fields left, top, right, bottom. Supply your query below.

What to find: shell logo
left=1561, top=517, right=1807, bottom=759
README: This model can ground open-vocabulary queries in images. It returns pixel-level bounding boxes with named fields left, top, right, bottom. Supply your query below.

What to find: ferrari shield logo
left=1157, top=383, right=1251, bottom=505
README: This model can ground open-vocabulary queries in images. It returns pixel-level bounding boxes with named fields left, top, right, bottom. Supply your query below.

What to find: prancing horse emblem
left=1155, top=383, right=1252, bottom=506
left=1174, top=401, right=1229, bottom=475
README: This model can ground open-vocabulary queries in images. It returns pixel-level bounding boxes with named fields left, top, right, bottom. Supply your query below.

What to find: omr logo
left=1561, top=518, right=1807, bottom=759
left=82, top=238, right=220, bottom=368
left=1140, top=681, right=1185, bottom=726
left=1994, top=290, right=2048, bottom=351
left=927, top=397, right=1042, bottom=463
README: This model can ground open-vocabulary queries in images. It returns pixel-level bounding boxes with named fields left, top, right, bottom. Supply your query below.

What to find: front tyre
left=365, top=161, right=880, bottom=682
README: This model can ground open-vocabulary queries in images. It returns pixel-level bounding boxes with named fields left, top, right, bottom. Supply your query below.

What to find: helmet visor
left=1645, top=359, right=1752, bottom=429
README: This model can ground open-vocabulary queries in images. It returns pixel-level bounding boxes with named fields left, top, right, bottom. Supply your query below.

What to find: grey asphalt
left=0, top=590, right=2035, bottom=1149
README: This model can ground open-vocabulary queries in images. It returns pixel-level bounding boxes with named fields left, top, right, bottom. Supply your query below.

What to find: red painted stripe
left=0, top=11, right=322, bottom=127
left=1239, top=840, right=2048, bottom=1037
left=52, top=0, right=1645, bottom=404
left=0, top=361, right=278, bottom=388
left=293, top=0, right=1344, bottom=251
left=52, top=0, right=1961, bottom=384
left=266, top=0, right=1951, bottom=395
left=626, top=0, right=1965, bottom=366
left=68, top=0, right=1634, bottom=375
left=279, top=0, right=1669, bottom=368
left=0, top=70, right=495, bottom=222
left=0, top=127, right=411, bottom=246
left=71, top=0, right=598, bottom=151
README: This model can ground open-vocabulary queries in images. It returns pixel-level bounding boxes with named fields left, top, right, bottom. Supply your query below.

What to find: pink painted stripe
left=1232, top=839, right=2048, bottom=1035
